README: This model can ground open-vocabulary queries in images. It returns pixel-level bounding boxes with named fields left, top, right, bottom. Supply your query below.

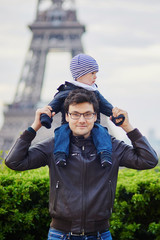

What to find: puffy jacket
left=5, top=129, right=158, bottom=233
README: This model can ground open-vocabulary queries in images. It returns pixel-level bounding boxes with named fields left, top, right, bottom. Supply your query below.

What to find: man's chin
left=74, top=130, right=90, bottom=138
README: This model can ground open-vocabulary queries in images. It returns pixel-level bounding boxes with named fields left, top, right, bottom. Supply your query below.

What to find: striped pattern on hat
left=70, top=53, right=99, bottom=80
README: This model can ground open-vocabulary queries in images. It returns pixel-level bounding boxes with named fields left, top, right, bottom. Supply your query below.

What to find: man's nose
left=78, top=115, right=86, bottom=121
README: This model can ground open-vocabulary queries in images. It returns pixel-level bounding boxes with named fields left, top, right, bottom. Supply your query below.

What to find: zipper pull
left=82, top=146, right=85, bottom=151
left=56, top=181, right=59, bottom=189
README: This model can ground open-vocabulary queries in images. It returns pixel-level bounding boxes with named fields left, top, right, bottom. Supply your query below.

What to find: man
left=5, top=89, right=158, bottom=240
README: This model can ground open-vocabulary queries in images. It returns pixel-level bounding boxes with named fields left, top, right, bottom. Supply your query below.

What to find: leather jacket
left=5, top=128, right=158, bottom=233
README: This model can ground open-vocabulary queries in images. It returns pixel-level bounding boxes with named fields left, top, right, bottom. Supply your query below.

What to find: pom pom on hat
left=70, top=53, right=99, bottom=80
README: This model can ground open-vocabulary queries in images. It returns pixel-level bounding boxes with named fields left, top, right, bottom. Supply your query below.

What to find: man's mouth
left=77, top=125, right=87, bottom=128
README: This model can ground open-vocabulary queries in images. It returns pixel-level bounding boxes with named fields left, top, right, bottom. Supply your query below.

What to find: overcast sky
left=0, top=0, right=160, bottom=142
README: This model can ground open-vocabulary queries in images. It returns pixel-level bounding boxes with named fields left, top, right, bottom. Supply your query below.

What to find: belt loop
left=97, top=231, right=101, bottom=240
left=68, top=232, right=71, bottom=240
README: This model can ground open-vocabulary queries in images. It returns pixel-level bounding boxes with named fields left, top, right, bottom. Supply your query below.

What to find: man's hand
left=110, top=107, right=134, bottom=133
left=31, top=106, right=55, bottom=132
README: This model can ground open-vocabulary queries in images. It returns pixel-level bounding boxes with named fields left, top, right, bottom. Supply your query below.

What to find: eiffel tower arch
left=0, top=0, right=85, bottom=156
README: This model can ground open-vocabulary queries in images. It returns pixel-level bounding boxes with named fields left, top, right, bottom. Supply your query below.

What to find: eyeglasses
left=68, top=112, right=96, bottom=120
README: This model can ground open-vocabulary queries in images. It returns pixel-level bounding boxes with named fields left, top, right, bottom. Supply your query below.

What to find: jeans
left=47, top=228, right=112, bottom=240
left=54, top=123, right=112, bottom=156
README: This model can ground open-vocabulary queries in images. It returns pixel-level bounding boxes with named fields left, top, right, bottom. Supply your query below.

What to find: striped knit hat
left=70, top=53, right=99, bottom=80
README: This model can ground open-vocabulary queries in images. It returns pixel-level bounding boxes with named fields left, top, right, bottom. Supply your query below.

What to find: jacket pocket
left=108, top=180, right=113, bottom=214
left=54, top=181, right=59, bottom=211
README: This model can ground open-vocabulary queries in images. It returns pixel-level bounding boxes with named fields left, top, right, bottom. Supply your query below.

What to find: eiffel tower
left=0, top=0, right=85, bottom=156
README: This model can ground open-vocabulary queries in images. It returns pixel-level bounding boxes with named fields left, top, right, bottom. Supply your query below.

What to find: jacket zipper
left=81, top=145, right=86, bottom=233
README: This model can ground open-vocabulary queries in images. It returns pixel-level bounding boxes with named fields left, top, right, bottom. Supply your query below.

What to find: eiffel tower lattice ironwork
left=0, top=0, right=85, bottom=156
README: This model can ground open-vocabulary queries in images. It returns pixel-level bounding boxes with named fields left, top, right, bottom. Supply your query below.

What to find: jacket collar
left=71, top=134, right=93, bottom=148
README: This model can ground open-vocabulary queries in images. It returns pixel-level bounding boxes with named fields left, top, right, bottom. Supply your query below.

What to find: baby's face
left=76, top=72, right=97, bottom=86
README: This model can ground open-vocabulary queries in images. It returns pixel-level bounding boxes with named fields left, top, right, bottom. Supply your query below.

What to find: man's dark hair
left=64, top=89, right=99, bottom=113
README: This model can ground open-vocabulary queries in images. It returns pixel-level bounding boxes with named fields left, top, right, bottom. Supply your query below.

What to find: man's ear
left=65, top=113, right=69, bottom=122
left=94, top=113, right=97, bottom=122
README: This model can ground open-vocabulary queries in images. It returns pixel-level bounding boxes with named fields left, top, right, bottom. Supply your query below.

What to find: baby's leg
left=54, top=123, right=71, bottom=166
left=92, top=123, right=112, bottom=168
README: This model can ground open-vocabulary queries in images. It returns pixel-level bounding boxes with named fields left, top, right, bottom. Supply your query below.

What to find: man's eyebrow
left=71, top=111, right=93, bottom=114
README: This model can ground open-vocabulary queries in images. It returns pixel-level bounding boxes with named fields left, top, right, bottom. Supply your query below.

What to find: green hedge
left=110, top=167, right=160, bottom=240
left=0, top=163, right=50, bottom=240
left=0, top=161, right=160, bottom=240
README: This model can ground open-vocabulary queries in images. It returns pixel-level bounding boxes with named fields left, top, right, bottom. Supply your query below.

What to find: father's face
left=66, top=102, right=97, bottom=138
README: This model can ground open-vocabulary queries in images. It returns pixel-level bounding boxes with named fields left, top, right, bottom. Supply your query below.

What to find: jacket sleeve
left=40, top=89, right=71, bottom=128
left=112, top=128, right=158, bottom=169
left=5, top=130, right=54, bottom=171
left=96, top=91, right=113, bottom=117
left=48, top=89, right=71, bottom=113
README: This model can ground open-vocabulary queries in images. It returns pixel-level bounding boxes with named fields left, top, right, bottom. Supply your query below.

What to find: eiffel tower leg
left=14, top=48, right=48, bottom=107
left=0, top=0, right=85, bottom=157
left=30, top=49, right=48, bottom=105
